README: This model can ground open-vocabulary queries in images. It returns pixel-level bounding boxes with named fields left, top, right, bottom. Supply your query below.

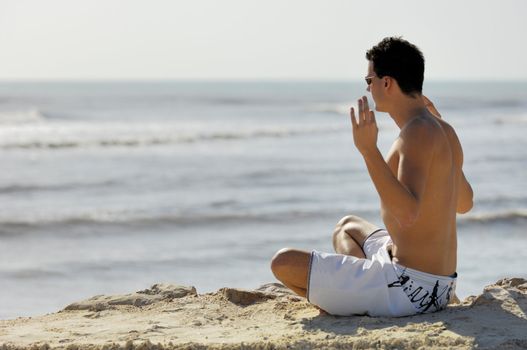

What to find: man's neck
left=388, top=94, right=428, bottom=130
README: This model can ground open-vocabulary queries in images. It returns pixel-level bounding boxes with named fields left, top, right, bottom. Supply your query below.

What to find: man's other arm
left=456, top=150, right=474, bottom=214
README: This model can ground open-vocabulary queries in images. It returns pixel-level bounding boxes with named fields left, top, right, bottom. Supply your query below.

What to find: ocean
left=0, top=81, right=526, bottom=320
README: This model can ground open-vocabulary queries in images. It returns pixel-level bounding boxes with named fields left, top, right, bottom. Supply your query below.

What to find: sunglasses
left=365, top=75, right=376, bottom=85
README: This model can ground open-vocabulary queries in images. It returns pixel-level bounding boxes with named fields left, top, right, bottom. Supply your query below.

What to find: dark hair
left=366, top=37, right=424, bottom=97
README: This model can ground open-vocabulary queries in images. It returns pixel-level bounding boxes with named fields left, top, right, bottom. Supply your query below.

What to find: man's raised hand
left=350, top=96, right=378, bottom=156
left=423, top=95, right=442, bottom=119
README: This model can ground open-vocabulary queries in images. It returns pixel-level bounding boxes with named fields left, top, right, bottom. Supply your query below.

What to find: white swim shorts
left=306, top=229, right=457, bottom=317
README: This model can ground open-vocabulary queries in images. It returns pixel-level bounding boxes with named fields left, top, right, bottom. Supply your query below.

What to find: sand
left=0, top=278, right=526, bottom=350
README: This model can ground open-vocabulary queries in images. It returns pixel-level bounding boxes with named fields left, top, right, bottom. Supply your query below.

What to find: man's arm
left=457, top=170, right=473, bottom=213
left=351, top=97, right=434, bottom=228
left=454, top=144, right=473, bottom=213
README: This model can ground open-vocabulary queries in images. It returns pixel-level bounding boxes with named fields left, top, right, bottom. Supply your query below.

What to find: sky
left=0, top=0, right=526, bottom=81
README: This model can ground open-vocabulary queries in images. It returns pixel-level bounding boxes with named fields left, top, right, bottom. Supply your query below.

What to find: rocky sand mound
left=1, top=278, right=526, bottom=349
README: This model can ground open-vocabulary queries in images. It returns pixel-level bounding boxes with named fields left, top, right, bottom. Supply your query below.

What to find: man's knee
left=270, top=248, right=293, bottom=279
left=333, top=215, right=363, bottom=240
left=336, top=214, right=363, bottom=228
left=333, top=214, right=376, bottom=247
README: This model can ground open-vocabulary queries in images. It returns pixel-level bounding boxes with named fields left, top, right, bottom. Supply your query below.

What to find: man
left=270, top=37, right=473, bottom=317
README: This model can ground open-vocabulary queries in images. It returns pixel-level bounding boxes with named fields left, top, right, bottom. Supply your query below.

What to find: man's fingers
left=362, top=96, right=370, bottom=121
left=369, top=110, right=376, bottom=125
left=423, top=95, right=442, bottom=119
left=422, top=95, right=432, bottom=105
left=350, top=107, right=358, bottom=129
left=357, top=98, right=364, bottom=125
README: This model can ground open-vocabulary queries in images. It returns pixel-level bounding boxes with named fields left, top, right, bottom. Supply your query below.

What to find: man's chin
left=374, top=106, right=385, bottom=113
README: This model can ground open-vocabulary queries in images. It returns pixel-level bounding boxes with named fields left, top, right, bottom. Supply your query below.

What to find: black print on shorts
left=387, top=271, right=454, bottom=313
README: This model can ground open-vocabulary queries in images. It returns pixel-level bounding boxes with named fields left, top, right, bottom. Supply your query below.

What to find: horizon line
left=1, top=77, right=526, bottom=84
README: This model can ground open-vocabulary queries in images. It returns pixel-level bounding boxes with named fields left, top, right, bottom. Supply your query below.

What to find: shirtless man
left=270, top=37, right=474, bottom=316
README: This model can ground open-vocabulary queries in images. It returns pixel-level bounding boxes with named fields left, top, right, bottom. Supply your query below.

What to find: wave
left=309, top=103, right=350, bottom=115
left=0, top=213, right=302, bottom=234
left=458, top=209, right=527, bottom=224
left=422, top=96, right=527, bottom=111
left=1, top=207, right=525, bottom=234
left=1, top=268, right=67, bottom=279
left=0, top=180, right=119, bottom=194
left=493, top=115, right=527, bottom=125
left=0, top=207, right=372, bottom=233
left=0, top=108, right=47, bottom=124
left=0, top=123, right=342, bottom=150
left=476, top=194, right=527, bottom=205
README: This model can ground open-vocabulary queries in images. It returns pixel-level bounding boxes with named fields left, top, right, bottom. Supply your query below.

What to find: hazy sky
left=1, top=0, right=526, bottom=81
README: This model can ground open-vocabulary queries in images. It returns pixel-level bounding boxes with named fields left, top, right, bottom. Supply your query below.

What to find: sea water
left=0, top=81, right=526, bottom=319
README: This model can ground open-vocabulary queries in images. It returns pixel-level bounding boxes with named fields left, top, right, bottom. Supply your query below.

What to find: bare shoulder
left=401, top=116, right=465, bottom=171
left=398, top=116, right=444, bottom=152
left=402, top=115, right=443, bottom=135
left=433, top=117, right=458, bottom=139
left=433, top=117, right=464, bottom=165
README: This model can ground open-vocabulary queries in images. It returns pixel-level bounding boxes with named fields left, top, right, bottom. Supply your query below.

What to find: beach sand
left=0, top=278, right=526, bottom=349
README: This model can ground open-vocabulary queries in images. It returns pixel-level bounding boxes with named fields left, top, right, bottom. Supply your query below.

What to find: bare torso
left=383, top=116, right=462, bottom=276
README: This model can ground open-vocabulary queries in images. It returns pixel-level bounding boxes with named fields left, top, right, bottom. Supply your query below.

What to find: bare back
left=383, top=115, right=463, bottom=276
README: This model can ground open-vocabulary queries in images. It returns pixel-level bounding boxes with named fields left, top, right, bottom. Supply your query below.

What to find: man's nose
left=366, top=85, right=371, bottom=93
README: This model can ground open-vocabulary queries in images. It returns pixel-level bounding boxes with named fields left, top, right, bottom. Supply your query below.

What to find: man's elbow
left=457, top=199, right=473, bottom=214
left=456, top=191, right=474, bottom=214
left=457, top=182, right=474, bottom=214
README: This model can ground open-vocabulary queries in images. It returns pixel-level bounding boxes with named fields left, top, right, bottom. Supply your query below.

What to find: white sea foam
left=0, top=108, right=46, bottom=124
left=309, top=103, right=350, bottom=115
left=1, top=206, right=525, bottom=232
left=493, top=114, right=527, bottom=124
left=0, top=120, right=342, bottom=150
left=0, top=207, right=355, bottom=229
left=459, top=209, right=527, bottom=223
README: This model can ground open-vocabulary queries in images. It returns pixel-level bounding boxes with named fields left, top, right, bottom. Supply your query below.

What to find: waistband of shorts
left=393, top=262, right=457, bottom=284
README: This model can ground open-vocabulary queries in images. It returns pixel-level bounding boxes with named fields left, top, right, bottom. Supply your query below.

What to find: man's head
left=365, top=37, right=425, bottom=111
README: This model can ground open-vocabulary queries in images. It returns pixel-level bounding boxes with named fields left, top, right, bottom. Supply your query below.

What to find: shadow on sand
left=299, top=278, right=527, bottom=349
